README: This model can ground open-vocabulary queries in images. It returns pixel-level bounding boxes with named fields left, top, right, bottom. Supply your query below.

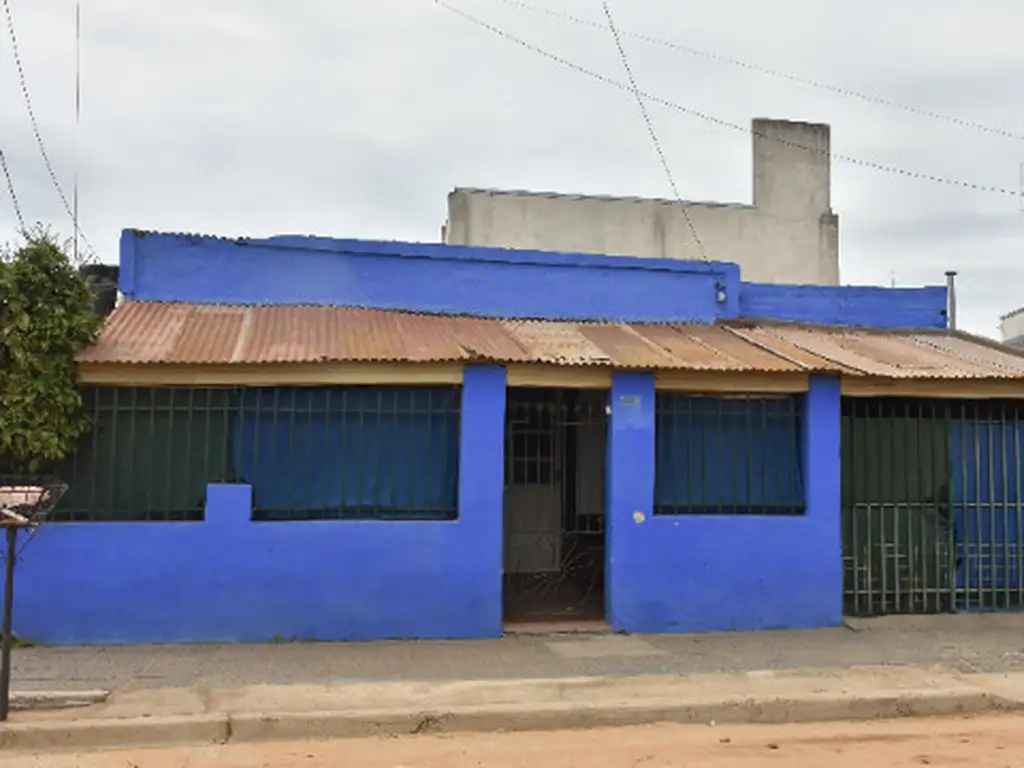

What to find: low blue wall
left=11, top=367, right=507, bottom=644
left=121, top=231, right=740, bottom=323
left=739, top=283, right=947, bottom=329
left=606, top=373, right=842, bottom=633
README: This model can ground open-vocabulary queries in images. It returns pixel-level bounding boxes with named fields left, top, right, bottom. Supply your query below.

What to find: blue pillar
left=459, top=365, right=507, bottom=637
left=606, top=372, right=656, bottom=632
left=802, top=375, right=843, bottom=625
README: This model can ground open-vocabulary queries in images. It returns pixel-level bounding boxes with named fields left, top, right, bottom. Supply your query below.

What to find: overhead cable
left=493, top=0, right=1024, bottom=143
left=0, top=148, right=25, bottom=231
left=2, top=0, right=97, bottom=259
left=434, top=0, right=1020, bottom=198
left=600, top=1, right=707, bottom=261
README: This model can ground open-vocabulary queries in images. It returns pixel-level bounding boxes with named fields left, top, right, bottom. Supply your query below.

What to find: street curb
left=1, top=688, right=1020, bottom=752
left=0, top=714, right=228, bottom=752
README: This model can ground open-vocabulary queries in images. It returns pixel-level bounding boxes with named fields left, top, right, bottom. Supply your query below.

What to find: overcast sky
left=1, top=0, right=1022, bottom=336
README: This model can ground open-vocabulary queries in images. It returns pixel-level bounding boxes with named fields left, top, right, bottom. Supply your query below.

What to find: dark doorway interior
left=502, top=388, right=607, bottom=631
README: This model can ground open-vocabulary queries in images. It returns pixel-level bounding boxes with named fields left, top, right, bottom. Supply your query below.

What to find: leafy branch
left=0, top=225, right=102, bottom=473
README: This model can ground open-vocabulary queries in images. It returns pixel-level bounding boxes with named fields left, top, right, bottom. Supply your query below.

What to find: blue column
left=458, top=365, right=507, bottom=637
left=606, top=372, right=656, bottom=632
left=802, top=375, right=843, bottom=625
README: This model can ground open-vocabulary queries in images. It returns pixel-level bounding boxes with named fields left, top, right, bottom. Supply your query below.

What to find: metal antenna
left=72, top=1, right=81, bottom=264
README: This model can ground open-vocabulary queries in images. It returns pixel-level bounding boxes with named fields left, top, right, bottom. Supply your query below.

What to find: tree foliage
left=0, top=227, right=102, bottom=472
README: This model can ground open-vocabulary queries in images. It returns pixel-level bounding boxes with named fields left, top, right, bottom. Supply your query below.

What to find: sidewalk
left=3, top=614, right=1024, bottom=752
left=11, top=614, right=1024, bottom=693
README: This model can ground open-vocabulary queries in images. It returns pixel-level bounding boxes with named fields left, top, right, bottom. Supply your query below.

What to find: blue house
left=11, top=230, right=1024, bottom=644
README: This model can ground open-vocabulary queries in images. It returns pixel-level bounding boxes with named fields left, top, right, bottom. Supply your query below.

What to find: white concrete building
left=443, top=118, right=839, bottom=285
left=1001, top=308, right=1024, bottom=349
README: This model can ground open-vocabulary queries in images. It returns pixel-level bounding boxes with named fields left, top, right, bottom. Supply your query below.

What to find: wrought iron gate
left=842, top=398, right=1024, bottom=616
left=503, top=389, right=607, bottom=621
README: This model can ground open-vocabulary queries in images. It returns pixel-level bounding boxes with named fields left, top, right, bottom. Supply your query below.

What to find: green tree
left=0, top=227, right=102, bottom=473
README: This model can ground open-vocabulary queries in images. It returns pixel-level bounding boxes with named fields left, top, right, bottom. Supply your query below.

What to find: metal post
left=0, top=526, right=18, bottom=721
left=945, top=271, right=958, bottom=331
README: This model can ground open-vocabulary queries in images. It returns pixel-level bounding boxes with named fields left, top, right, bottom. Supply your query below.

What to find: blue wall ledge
left=120, top=230, right=949, bottom=330
left=739, top=283, right=947, bottom=330
left=121, top=230, right=741, bottom=324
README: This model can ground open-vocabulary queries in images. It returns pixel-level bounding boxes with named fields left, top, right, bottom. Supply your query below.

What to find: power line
left=492, top=0, right=1024, bottom=143
left=0, top=147, right=25, bottom=231
left=1, top=0, right=96, bottom=260
left=434, top=0, right=1020, bottom=198
left=600, top=1, right=707, bottom=261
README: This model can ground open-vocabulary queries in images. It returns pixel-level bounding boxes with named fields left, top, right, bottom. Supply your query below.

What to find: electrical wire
left=2, top=0, right=96, bottom=260
left=600, top=0, right=707, bottom=261
left=434, top=0, right=1020, bottom=198
left=492, top=0, right=1024, bottom=143
left=0, top=147, right=25, bottom=231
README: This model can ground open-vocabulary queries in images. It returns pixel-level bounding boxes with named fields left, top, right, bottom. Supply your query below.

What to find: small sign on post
left=0, top=477, right=67, bottom=721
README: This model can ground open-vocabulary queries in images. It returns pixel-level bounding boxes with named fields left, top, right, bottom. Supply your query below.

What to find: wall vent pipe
left=945, top=271, right=958, bottom=331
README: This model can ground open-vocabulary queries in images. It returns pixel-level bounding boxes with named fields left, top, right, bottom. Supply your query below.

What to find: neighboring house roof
left=77, top=301, right=1024, bottom=383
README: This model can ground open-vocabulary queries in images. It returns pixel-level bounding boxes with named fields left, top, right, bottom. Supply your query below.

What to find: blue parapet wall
left=120, top=230, right=949, bottom=329
left=120, top=230, right=740, bottom=324
left=12, top=366, right=508, bottom=644
left=739, top=283, right=948, bottom=329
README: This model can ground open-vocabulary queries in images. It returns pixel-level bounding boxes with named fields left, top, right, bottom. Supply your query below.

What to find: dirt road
left=8, top=714, right=1023, bottom=767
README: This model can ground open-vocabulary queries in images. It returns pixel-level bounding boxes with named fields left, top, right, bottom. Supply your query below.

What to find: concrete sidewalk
left=4, top=614, right=1024, bottom=752
left=3, top=664, right=1024, bottom=752
left=11, top=614, right=1024, bottom=693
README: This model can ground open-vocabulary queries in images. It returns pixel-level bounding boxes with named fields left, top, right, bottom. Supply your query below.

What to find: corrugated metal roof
left=77, top=302, right=1024, bottom=381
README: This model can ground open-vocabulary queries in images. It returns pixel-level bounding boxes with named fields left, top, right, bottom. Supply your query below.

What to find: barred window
left=655, top=394, right=805, bottom=516
left=50, top=385, right=460, bottom=523
left=239, top=386, right=461, bottom=522
left=51, top=387, right=235, bottom=522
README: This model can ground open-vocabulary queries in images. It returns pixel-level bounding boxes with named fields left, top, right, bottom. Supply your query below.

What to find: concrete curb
left=2, top=687, right=1021, bottom=753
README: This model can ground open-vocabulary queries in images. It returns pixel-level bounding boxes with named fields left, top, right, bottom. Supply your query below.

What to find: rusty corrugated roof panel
left=734, top=325, right=1024, bottom=379
left=77, top=302, right=1024, bottom=381
left=503, top=321, right=615, bottom=366
left=82, top=304, right=528, bottom=365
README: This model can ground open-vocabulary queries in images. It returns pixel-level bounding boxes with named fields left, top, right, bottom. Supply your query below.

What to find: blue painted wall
left=739, top=283, right=947, bottom=329
left=11, top=366, right=507, bottom=644
left=607, top=374, right=842, bottom=633
left=120, top=230, right=948, bottom=329
left=121, top=231, right=739, bottom=323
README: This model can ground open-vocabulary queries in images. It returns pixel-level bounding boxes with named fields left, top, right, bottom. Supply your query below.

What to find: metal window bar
left=247, top=386, right=461, bottom=522
left=50, top=387, right=236, bottom=522
left=654, top=394, right=805, bottom=516
left=841, top=397, right=1024, bottom=617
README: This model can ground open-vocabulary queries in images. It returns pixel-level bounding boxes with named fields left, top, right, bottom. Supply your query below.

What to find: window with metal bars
left=654, top=394, right=805, bottom=516
left=51, top=387, right=235, bottom=522
left=48, top=385, right=461, bottom=522
left=238, top=386, right=460, bottom=521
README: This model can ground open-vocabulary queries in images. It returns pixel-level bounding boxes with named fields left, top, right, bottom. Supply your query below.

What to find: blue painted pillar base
left=459, top=365, right=507, bottom=638
left=605, top=372, right=656, bottom=632
left=802, top=375, right=843, bottom=625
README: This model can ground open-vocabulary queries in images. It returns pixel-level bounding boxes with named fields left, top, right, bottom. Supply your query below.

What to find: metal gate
left=842, top=398, right=1024, bottom=616
left=503, top=389, right=607, bottom=623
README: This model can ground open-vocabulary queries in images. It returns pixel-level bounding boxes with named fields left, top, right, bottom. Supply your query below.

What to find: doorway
left=502, top=388, right=608, bottom=631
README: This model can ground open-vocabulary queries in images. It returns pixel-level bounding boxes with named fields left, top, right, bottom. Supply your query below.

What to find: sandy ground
left=7, top=714, right=1024, bottom=768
